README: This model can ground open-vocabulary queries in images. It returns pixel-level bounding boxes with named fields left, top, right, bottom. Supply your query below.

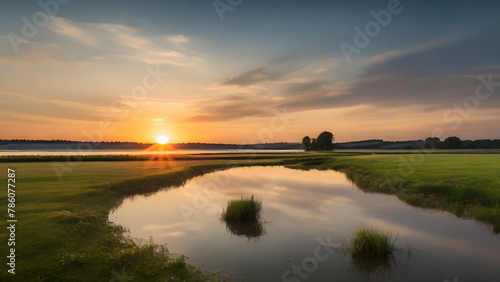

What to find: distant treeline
left=0, top=139, right=152, bottom=149
left=0, top=140, right=301, bottom=150
left=1, top=137, right=499, bottom=150
left=334, top=137, right=500, bottom=150
left=420, top=137, right=500, bottom=149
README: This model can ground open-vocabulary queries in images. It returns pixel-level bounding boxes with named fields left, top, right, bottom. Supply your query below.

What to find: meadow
left=0, top=151, right=499, bottom=280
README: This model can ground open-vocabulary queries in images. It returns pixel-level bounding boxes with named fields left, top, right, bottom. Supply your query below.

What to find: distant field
left=0, top=151, right=499, bottom=280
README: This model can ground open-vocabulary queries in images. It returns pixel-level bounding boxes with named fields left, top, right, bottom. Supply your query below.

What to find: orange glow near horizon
left=141, top=142, right=176, bottom=170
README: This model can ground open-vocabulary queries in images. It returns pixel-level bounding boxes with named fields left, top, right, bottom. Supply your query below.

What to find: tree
left=442, top=136, right=462, bottom=149
left=424, top=137, right=441, bottom=149
left=316, top=131, right=334, bottom=150
left=302, top=136, right=311, bottom=151
left=302, top=131, right=335, bottom=151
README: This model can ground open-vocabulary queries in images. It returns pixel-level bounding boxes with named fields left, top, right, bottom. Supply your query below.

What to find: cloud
left=49, top=16, right=96, bottom=46
left=0, top=35, right=57, bottom=64
left=342, top=30, right=500, bottom=108
left=277, top=28, right=500, bottom=113
left=186, top=79, right=345, bottom=123
left=168, top=34, right=189, bottom=44
left=0, top=90, right=112, bottom=122
left=220, top=67, right=288, bottom=87
left=280, top=80, right=333, bottom=97
left=371, top=33, right=464, bottom=62
left=45, top=16, right=196, bottom=66
left=186, top=93, right=274, bottom=122
left=216, top=51, right=342, bottom=89
left=190, top=26, right=500, bottom=124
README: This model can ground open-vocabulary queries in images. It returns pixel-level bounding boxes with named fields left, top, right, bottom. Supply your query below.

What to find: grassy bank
left=0, top=152, right=499, bottom=280
left=0, top=156, right=301, bottom=281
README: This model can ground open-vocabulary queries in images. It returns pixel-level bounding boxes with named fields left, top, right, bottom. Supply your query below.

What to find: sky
left=0, top=0, right=499, bottom=143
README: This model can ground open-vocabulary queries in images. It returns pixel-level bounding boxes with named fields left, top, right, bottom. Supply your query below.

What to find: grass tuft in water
left=350, top=226, right=398, bottom=259
left=221, top=195, right=262, bottom=223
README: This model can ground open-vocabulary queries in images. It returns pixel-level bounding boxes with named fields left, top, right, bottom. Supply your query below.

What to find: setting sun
left=157, top=135, right=169, bottom=144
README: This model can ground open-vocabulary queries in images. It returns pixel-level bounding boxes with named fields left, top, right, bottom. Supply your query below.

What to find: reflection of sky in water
left=110, top=166, right=500, bottom=282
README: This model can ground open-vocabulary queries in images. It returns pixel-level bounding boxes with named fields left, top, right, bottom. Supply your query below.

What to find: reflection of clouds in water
left=190, top=167, right=360, bottom=217
left=364, top=217, right=500, bottom=265
left=112, top=166, right=500, bottom=281
left=142, top=222, right=185, bottom=231
left=155, top=231, right=186, bottom=237
left=189, top=167, right=366, bottom=232
left=227, top=178, right=357, bottom=223
left=141, top=223, right=204, bottom=236
left=352, top=192, right=500, bottom=264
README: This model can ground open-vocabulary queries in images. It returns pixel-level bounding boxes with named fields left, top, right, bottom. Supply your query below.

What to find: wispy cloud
left=0, top=35, right=56, bottom=63
left=189, top=25, right=500, bottom=124
left=371, top=32, right=465, bottom=62
left=45, top=16, right=196, bottom=66
left=168, top=34, right=189, bottom=44
left=186, top=92, right=274, bottom=122
left=220, top=67, right=288, bottom=87
left=49, top=17, right=97, bottom=46
left=0, top=90, right=112, bottom=121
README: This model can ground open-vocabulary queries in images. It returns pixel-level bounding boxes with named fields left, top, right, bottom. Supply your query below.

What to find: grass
left=0, top=151, right=499, bottom=279
left=350, top=226, right=397, bottom=259
left=221, top=195, right=263, bottom=223
left=221, top=195, right=265, bottom=239
left=0, top=156, right=298, bottom=281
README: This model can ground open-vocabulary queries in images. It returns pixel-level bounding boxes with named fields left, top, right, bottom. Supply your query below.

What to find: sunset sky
left=1, top=0, right=499, bottom=143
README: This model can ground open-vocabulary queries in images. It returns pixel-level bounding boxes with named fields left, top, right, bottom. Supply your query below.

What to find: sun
left=157, top=135, right=169, bottom=144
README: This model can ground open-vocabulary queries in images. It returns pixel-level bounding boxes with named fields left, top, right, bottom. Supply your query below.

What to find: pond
left=109, top=166, right=500, bottom=281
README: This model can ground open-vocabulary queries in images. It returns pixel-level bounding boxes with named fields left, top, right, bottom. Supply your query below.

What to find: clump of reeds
left=221, top=195, right=262, bottom=223
left=350, top=226, right=398, bottom=259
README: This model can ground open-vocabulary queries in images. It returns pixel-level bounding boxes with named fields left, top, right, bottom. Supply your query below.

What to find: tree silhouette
left=302, top=136, right=311, bottom=150
left=316, top=131, right=334, bottom=150
left=302, top=131, right=335, bottom=151
left=442, top=136, right=462, bottom=149
left=311, top=138, right=317, bottom=150
left=424, top=137, right=441, bottom=149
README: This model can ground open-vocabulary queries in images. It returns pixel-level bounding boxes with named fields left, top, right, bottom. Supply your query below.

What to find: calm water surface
left=109, top=166, right=500, bottom=281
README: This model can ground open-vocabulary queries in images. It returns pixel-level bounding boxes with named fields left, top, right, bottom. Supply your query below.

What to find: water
left=0, top=149, right=303, bottom=156
left=109, top=166, right=500, bottom=281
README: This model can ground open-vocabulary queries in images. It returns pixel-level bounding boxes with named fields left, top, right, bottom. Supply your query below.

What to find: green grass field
left=0, top=151, right=499, bottom=280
